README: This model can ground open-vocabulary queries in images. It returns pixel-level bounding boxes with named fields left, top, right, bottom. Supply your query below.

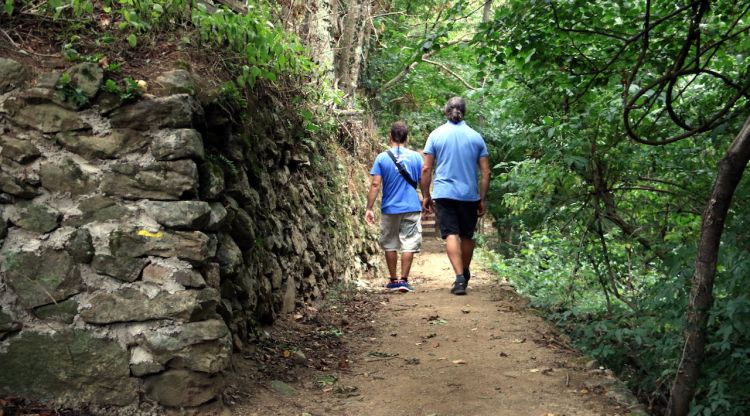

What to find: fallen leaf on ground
left=512, top=337, right=527, bottom=343
left=461, top=309, right=471, bottom=314
left=452, top=359, right=467, bottom=365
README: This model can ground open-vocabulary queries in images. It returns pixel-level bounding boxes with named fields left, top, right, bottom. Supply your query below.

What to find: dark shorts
left=434, top=198, right=480, bottom=239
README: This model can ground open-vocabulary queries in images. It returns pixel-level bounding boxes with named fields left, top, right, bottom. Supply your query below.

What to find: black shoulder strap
left=386, top=150, right=418, bottom=189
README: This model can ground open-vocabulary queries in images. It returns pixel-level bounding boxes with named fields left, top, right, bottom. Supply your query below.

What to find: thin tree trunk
left=667, top=113, right=750, bottom=416
left=305, top=0, right=336, bottom=81
left=482, top=0, right=493, bottom=22
left=337, top=0, right=361, bottom=93
left=348, top=1, right=370, bottom=99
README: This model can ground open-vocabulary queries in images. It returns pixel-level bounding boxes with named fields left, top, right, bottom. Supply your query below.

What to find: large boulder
left=33, top=298, right=79, bottom=323
left=0, top=168, right=39, bottom=198
left=11, top=104, right=89, bottom=133
left=66, top=196, right=129, bottom=226
left=110, top=94, right=203, bottom=130
left=142, top=258, right=206, bottom=289
left=151, top=129, right=205, bottom=161
left=228, top=208, right=256, bottom=250
left=0, top=58, right=29, bottom=94
left=91, top=254, right=149, bottom=282
left=0, top=330, right=137, bottom=406
left=153, top=70, right=200, bottom=96
left=215, top=233, right=243, bottom=277
left=198, top=158, right=226, bottom=200
left=3, top=249, right=82, bottom=308
left=102, top=160, right=198, bottom=200
left=143, top=369, right=223, bottom=407
left=80, top=286, right=219, bottom=324
left=8, top=202, right=61, bottom=234
left=64, top=228, right=94, bottom=263
left=0, top=135, right=41, bottom=163
left=142, top=200, right=211, bottom=230
left=137, top=319, right=231, bottom=374
left=110, top=228, right=213, bottom=262
left=206, top=202, right=228, bottom=231
left=39, top=157, right=99, bottom=195
left=57, top=129, right=148, bottom=159
left=0, top=308, right=22, bottom=340
left=64, top=62, right=104, bottom=100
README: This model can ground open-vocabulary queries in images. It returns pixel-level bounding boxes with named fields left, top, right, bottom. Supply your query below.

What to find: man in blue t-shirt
left=365, top=121, right=424, bottom=292
left=421, top=97, right=490, bottom=295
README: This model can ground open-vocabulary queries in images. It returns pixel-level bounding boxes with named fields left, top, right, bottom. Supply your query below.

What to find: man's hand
left=478, top=199, right=486, bottom=217
left=422, top=197, right=434, bottom=214
left=365, top=209, right=376, bottom=225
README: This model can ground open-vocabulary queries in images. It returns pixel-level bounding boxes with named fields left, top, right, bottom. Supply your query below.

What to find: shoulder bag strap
left=386, top=150, right=418, bottom=189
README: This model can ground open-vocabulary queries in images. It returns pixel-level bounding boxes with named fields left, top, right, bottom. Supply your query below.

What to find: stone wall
left=0, top=58, right=378, bottom=412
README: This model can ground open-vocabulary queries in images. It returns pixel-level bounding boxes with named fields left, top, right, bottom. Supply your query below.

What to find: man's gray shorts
left=380, top=212, right=422, bottom=252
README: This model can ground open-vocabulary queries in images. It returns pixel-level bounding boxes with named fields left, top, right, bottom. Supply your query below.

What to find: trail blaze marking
left=137, top=229, right=163, bottom=238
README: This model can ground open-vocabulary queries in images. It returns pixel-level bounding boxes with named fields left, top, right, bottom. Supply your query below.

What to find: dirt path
left=231, top=239, right=638, bottom=416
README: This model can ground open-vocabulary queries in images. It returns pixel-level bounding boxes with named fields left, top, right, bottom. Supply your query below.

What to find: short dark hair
left=390, top=121, right=409, bottom=143
left=444, top=97, right=466, bottom=123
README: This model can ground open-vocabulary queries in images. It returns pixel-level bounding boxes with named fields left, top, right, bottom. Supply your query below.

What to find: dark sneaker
left=451, top=280, right=467, bottom=295
left=385, top=280, right=402, bottom=292
left=400, top=280, right=415, bottom=292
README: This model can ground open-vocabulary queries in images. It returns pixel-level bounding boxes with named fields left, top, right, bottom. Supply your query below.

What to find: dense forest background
left=363, top=1, right=750, bottom=415
left=2, top=0, right=749, bottom=415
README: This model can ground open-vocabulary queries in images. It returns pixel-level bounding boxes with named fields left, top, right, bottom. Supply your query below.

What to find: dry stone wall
left=0, top=57, right=378, bottom=413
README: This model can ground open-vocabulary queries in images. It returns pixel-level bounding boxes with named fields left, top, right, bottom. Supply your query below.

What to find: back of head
left=444, top=97, right=466, bottom=124
left=390, top=121, right=409, bottom=144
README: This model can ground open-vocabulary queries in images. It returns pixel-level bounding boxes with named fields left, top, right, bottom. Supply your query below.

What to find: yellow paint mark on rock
left=137, top=229, right=163, bottom=238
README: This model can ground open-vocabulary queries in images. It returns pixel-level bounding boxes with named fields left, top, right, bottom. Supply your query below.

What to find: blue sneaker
left=385, top=280, right=414, bottom=293
left=451, top=277, right=467, bottom=295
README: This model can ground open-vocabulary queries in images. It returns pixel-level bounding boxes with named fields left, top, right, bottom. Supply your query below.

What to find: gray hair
left=444, top=97, right=466, bottom=123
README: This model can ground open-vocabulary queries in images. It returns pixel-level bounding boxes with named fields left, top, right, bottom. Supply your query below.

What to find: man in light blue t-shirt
left=421, top=97, right=490, bottom=295
left=366, top=121, right=424, bottom=292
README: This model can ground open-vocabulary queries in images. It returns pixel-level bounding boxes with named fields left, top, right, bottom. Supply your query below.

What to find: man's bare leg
left=400, top=251, right=415, bottom=279
left=445, top=235, right=464, bottom=275
left=385, top=250, right=398, bottom=279
left=461, top=238, right=475, bottom=280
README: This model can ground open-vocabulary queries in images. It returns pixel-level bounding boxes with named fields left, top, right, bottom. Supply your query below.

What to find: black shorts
left=434, top=198, right=480, bottom=239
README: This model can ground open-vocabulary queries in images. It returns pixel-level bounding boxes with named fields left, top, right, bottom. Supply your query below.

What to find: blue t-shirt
left=424, top=121, right=489, bottom=201
left=370, top=146, right=423, bottom=214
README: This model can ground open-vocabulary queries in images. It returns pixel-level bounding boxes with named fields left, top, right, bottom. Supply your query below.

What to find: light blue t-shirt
left=370, top=146, right=423, bottom=214
left=424, top=121, right=489, bottom=201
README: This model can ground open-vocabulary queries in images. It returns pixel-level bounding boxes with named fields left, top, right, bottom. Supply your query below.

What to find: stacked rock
left=0, top=58, right=378, bottom=412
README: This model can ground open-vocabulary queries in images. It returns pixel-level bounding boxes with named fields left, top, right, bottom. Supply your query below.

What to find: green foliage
left=369, top=0, right=750, bottom=413
left=191, top=2, right=311, bottom=87
left=2, top=0, right=311, bottom=88
left=55, top=72, right=89, bottom=107
left=102, top=77, right=142, bottom=102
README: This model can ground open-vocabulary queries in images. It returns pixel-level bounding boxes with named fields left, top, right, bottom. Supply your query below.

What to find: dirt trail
left=232, top=239, right=636, bottom=416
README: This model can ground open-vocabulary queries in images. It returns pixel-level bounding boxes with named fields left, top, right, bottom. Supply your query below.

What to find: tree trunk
left=337, top=0, right=362, bottom=94
left=347, top=1, right=370, bottom=101
left=667, top=113, right=750, bottom=416
left=482, top=0, right=493, bottom=23
left=305, top=0, right=336, bottom=81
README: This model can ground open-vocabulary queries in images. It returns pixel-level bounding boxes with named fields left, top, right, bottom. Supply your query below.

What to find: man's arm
left=365, top=175, right=382, bottom=224
left=420, top=154, right=435, bottom=214
left=478, top=156, right=490, bottom=216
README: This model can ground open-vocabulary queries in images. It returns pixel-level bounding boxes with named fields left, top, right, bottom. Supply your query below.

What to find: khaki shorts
left=380, top=212, right=422, bottom=252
